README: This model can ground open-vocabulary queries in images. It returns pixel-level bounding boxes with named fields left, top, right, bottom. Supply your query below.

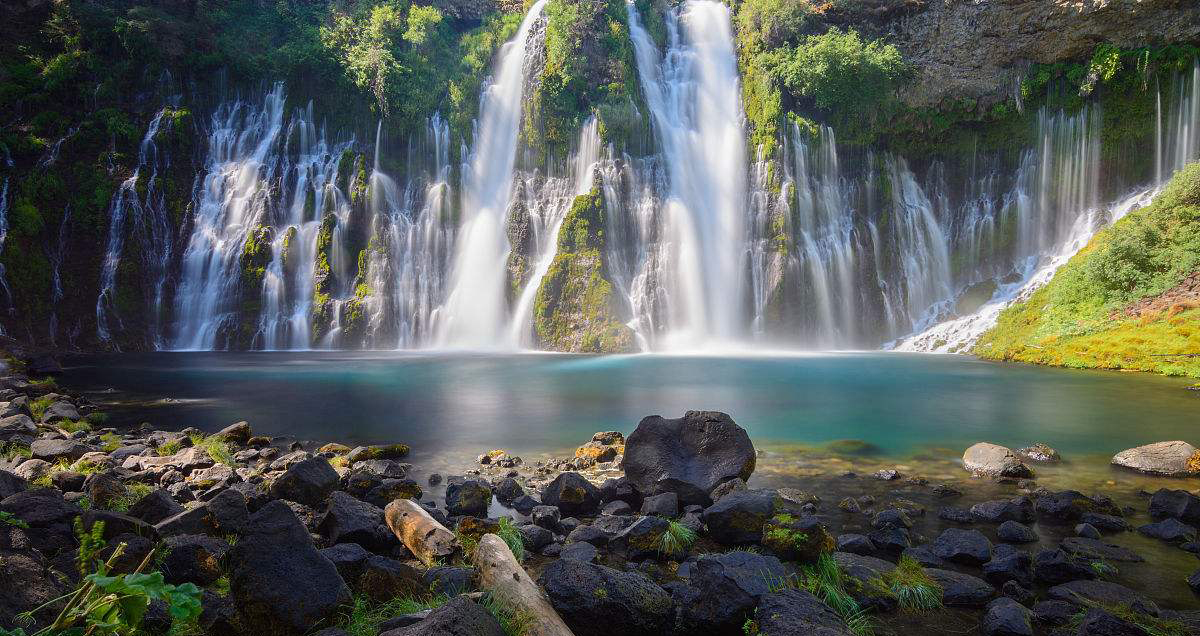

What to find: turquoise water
left=59, top=351, right=1198, bottom=464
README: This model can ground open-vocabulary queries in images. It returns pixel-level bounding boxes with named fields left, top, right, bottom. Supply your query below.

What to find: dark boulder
left=1137, top=518, right=1197, bottom=544
left=213, top=421, right=252, bottom=445
left=997, top=521, right=1037, bottom=543
left=160, top=534, right=230, bottom=586
left=835, top=534, right=876, bottom=555
left=868, top=524, right=912, bottom=554
left=227, top=500, right=351, bottom=636
left=128, top=489, right=184, bottom=525
left=1046, top=580, right=1148, bottom=608
left=445, top=479, right=492, bottom=517
left=1059, top=537, right=1143, bottom=563
left=938, top=506, right=976, bottom=524
left=318, top=491, right=391, bottom=551
left=1075, top=609, right=1145, bottom=636
left=542, top=472, right=600, bottom=517
left=927, top=568, right=996, bottom=607
left=972, top=497, right=1035, bottom=524
left=1149, top=488, right=1200, bottom=524
left=640, top=492, right=678, bottom=518
left=519, top=523, right=555, bottom=551
left=155, top=489, right=247, bottom=537
left=1, top=487, right=80, bottom=555
left=424, top=566, right=474, bottom=596
left=380, top=596, right=504, bottom=636
left=610, top=515, right=673, bottom=560
left=931, top=527, right=992, bottom=565
left=269, top=456, right=340, bottom=507
left=598, top=476, right=641, bottom=508
left=830, top=552, right=897, bottom=612
left=1035, top=491, right=1119, bottom=523
left=1032, top=548, right=1095, bottom=585
left=540, top=559, right=673, bottom=636
left=320, top=542, right=372, bottom=582
left=0, top=470, right=27, bottom=500
left=982, top=544, right=1032, bottom=587
left=1032, top=600, right=1077, bottom=626
left=755, top=588, right=854, bottom=636
left=674, top=551, right=786, bottom=634
left=560, top=541, right=599, bottom=562
left=1080, top=513, right=1130, bottom=533
left=701, top=489, right=776, bottom=544
left=357, top=555, right=424, bottom=602
left=566, top=523, right=610, bottom=547
left=621, top=411, right=755, bottom=506
left=0, top=525, right=69, bottom=628
left=493, top=477, right=523, bottom=503
left=981, top=597, right=1033, bottom=636
left=30, top=438, right=86, bottom=462
left=762, top=514, right=834, bottom=562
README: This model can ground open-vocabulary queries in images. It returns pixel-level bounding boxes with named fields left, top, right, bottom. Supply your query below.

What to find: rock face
left=228, top=501, right=351, bottom=636
left=622, top=411, right=756, bottom=505
left=1111, top=441, right=1200, bottom=476
left=673, top=551, right=787, bottom=633
left=269, top=456, right=340, bottom=506
left=540, top=559, right=673, bottom=636
left=542, top=472, right=601, bottom=517
left=962, top=443, right=1033, bottom=478
left=382, top=596, right=504, bottom=636
left=755, top=588, right=854, bottom=636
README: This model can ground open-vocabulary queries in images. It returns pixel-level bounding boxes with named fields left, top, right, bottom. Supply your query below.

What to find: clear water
left=58, top=352, right=1197, bottom=466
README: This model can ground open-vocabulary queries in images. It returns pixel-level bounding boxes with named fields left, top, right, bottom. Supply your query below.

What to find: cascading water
left=96, top=109, right=172, bottom=347
left=627, top=0, right=749, bottom=348
left=48, top=205, right=72, bottom=344
left=0, top=177, right=10, bottom=324
left=437, top=0, right=549, bottom=348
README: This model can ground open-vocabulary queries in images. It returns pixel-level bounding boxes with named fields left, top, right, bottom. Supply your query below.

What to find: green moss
left=975, top=162, right=1200, bottom=377
left=533, top=187, right=636, bottom=352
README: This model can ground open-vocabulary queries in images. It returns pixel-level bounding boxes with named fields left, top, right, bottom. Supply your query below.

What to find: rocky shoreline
left=2, top=355, right=1200, bottom=636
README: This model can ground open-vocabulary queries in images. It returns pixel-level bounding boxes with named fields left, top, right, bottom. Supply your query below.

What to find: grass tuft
left=338, top=594, right=448, bottom=636
left=497, top=517, right=525, bottom=562
left=658, top=519, right=697, bottom=557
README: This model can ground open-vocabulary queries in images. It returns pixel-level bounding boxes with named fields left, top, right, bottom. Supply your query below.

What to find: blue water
left=59, top=352, right=1197, bottom=464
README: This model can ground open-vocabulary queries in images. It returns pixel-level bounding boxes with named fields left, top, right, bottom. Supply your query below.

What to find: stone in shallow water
left=997, top=520, right=1037, bottom=543
left=931, top=527, right=993, bottom=565
left=962, top=442, right=1033, bottom=478
left=1017, top=443, right=1060, bottom=462
left=621, top=411, right=755, bottom=506
left=982, top=597, right=1033, bottom=636
left=1137, top=518, right=1197, bottom=544
left=1111, top=441, right=1200, bottom=476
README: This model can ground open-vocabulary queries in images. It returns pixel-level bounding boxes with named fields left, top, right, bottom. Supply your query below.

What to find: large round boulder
left=1111, top=441, right=1200, bottom=476
left=621, top=411, right=755, bottom=506
left=755, top=588, right=854, bottom=636
left=962, top=443, right=1033, bottom=478
left=539, top=559, right=673, bottom=636
left=541, top=472, right=600, bottom=517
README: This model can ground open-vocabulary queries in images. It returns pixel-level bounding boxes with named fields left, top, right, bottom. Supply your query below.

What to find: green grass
left=60, top=419, right=92, bottom=434
left=870, top=555, right=942, bottom=611
left=158, top=439, right=183, bottom=456
left=189, top=433, right=235, bottom=466
left=99, top=433, right=122, bottom=452
left=1071, top=601, right=1189, bottom=636
left=85, top=412, right=110, bottom=426
left=1, top=442, right=32, bottom=462
left=497, top=517, right=525, bottom=562
left=29, top=396, right=54, bottom=420
left=480, top=594, right=533, bottom=636
left=658, top=519, right=697, bottom=557
left=108, top=482, right=154, bottom=513
left=765, top=553, right=874, bottom=636
left=976, top=162, right=1200, bottom=378
left=29, top=377, right=57, bottom=391
left=339, top=594, right=448, bottom=636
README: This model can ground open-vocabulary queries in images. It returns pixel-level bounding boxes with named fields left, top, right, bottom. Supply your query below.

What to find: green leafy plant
left=766, top=554, right=874, bottom=636
left=99, top=433, right=122, bottom=453
left=1, top=510, right=30, bottom=529
left=339, top=594, right=448, bottom=636
left=29, top=396, right=55, bottom=421
left=658, top=519, right=697, bottom=557
left=497, top=517, right=526, bottom=562
left=157, top=439, right=183, bottom=456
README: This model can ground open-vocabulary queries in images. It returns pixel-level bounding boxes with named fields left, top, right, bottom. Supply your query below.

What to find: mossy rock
left=761, top=513, right=834, bottom=563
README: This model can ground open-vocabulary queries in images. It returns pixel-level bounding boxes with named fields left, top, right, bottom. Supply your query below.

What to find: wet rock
left=493, top=477, right=523, bottom=503
left=445, top=478, right=492, bottom=517
left=1080, top=512, right=1129, bottom=533
left=347, top=444, right=410, bottom=463
left=160, top=534, right=230, bottom=586
left=872, top=508, right=914, bottom=529
left=542, top=472, right=600, bottom=516
left=155, top=488, right=248, bottom=537
left=1137, top=518, right=1197, bottom=544
left=1032, top=548, right=1095, bottom=585
left=424, top=566, right=474, bottom=596
left=270, top=456, right=339, bottom=507
left=381, top=596, right=503, bottom=636
left=365, top=479, right=422, bottom=508
left=1032, top=600, right=1076, bottom=626
left=566, top=523, right=609, bottom=547
left=927, top=568, right=996, bottom=607
left=531, top=505, right=561, bottom=532
left=971, top=497, right=1035, bottom=524
left=621, top=411, right=755, bottom=506
left=868, top=524, right=912, bottom=554
left=356, top=460, right=408, bottom=479
left=1111, top=441, right=1200, bottom=476
left=0, top=469, right=27, bottom=500
left=962, top=443, right=1033, bottom=478
left=1188, top=569, right=1200, bottom=594
left=872, top=469, right=901, bottom=481
left=519, top=523, right=554, bottom=551
left=932, top=527, right=992, bottom=565
left=836, top=533, right=875, bottom=555
left=708, top=477, right=746, bottom=504
left=228, top=501, right=352, bottom=636
left=938, top=506, right=975, bottom=523
left=903, top=545, right=947, bottom=568
left=755, top=588, right=855, bottom=636
left=1047, top=580, right=1147, bottom=608
left=1001, top=580, right=1034, bottom=604
left=982, top=544, right=1032, bottom=588
left=997, top=521, right=1037, bottom=543
left=1149, top=488, right=1200, bottom=525
left=213, top=421, right=252, bottom=445
left=598, top=476, right=641, bottom=508
left=1035, top=490, right=1120, bottom=523
left=560, top=541, right=599, bottom=562
left=831, top=552, right=897, bottom=612
left=982, top=597, right=1033, bottom=636
left=762, top=514, right=834, bottom=562
left=1076, top=523, right=1102, bottom=539
left=1075, top=608, right=1145, bottom=636
left=1017, top=443, right=1060, bottom=462
left=1059, top=537, right=1143, bottom=563
left=640, top=492, right=678, bottom=518
left=509, top=494, right=538, bottom=515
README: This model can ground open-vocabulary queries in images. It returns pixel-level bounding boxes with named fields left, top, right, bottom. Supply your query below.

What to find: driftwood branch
left=383, top=499, right=458, bottom=567
left=472, top=533, right=575, bottom=636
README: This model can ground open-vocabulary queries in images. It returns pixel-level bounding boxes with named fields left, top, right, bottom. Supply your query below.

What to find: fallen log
left=472, top=533, right=575, bottom=636
left=383, top=498, right=458, bottom=567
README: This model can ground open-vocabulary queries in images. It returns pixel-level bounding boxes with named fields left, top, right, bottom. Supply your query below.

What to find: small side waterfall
left=96, top=109, right=172, bottom=347
left=627, top=0, right=749, bottom=348
left=0, top=177, right=11, bottom=324
left=48, top=204, right=72, bottom=344
left=437, top=0, right=549, bottom=348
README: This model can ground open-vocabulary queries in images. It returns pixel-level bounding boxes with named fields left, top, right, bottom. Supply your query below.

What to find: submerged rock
left=621, top=411, right=755, bottom=506
left=962, top=443, right=1033, bottom=478
left=1017, top=443, right=1060, bottom=462
left=1111, top=441, right=1200, bottom=476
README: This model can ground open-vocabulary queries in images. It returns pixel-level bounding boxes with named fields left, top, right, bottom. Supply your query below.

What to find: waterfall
left=362, top=115, right=454, bottom=349
left=437, top=0, right=549, bottom=348
left=1158, top=59, right=1199, bottom=182
left=507, top=116, right=603, bottom=347
left=96, top=109, right=171, bottom=347
left=0, top=177, right=10, bottom=324
left=627, top=0, right=749, bottom=348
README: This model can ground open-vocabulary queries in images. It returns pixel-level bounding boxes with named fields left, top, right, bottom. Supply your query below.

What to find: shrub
left=773, top=27, right=907, bottom=115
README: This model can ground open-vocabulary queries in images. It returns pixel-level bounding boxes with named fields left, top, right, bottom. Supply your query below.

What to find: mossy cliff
left=975, top=163, right=1200, bottom=378
left=532, top=185, right=636, bottom=353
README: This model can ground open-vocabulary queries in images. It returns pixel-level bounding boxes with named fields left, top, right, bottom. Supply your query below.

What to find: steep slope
left=974, top=163, right=1200, bottom=377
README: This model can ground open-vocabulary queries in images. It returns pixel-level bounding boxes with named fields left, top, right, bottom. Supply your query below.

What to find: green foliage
left=480, top=594, right=534, bottom=636
left=871, top=556, right=942, bottom=611
left=157, top=439, right=183, bottom=456
left=189, top=433, right=235, bottom=467
left=108, top=482, right=154, bottom=514
left=764, top=554, right=873, bottom=636
left=29, top=396, right=55, bottom=421
left=0, top=442, right=32, bottom=462
left=497, top=517, right=526, bottom=562
left=29, top=377, right=57, bottom=391
left=772, top=27, right=907, bottom=115
left=99, top=433, right=122, bottom=453
left=658, top=519, right=697, bottom=557
left=60, top=419, right=92, bottom=434
left=86, top=412, right=110, bottom=426
left=0, top=510, right=30, bottom=529
left=1070, top=601, right=1189, bottom=636
left=976, top=162, right=1200, bottom=377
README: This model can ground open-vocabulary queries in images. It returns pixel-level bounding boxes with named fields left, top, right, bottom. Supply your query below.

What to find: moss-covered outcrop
left=974, top=163, right=1200, bottom=377
left=533, top=186, right=635, bottom=353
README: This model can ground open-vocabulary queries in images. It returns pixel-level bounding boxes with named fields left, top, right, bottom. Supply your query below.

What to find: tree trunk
left=472, top=533, right=575, bottom=636
left=383, top=498, right=458, bottom=567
